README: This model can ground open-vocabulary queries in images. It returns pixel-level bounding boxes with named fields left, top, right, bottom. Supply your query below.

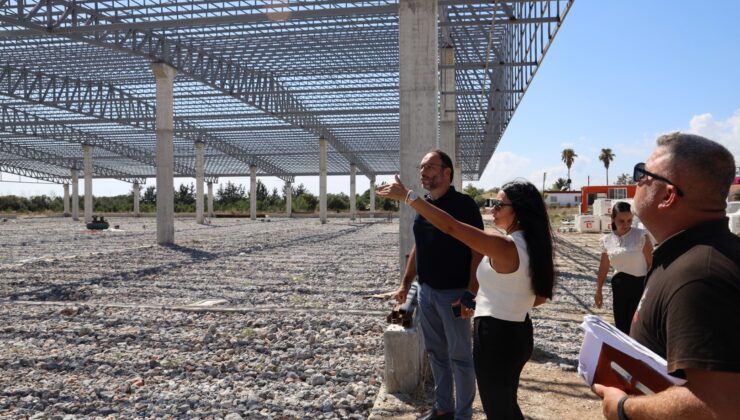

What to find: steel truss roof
left=0, top=0, right=573, bottom=184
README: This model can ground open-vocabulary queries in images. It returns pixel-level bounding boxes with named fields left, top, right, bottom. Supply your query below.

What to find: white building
left=544, top=191, right=581, bottom=207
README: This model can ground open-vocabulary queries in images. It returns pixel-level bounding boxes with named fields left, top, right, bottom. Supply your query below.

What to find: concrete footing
left=383, top=323, right=425, bottom=395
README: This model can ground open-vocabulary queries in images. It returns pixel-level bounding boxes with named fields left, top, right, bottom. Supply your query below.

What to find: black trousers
left=473, top=315, right=533, bottom=420
left=611, top=272, right=646, bottom=335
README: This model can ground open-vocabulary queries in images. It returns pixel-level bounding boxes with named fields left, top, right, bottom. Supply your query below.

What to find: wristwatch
left=405, top=190, right=419, bottom=204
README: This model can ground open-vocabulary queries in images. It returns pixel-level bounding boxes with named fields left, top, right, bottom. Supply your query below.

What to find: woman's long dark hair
left=502, top=180, right=555, bottom=299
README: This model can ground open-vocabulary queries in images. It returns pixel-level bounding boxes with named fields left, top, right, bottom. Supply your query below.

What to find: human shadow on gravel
left=161, top=244, right=218, bottom=261
left=519, top=377, right=600, bottom=399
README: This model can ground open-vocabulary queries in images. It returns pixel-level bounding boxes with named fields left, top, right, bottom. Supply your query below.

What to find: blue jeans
left=418, top=283, right=475, bottom=420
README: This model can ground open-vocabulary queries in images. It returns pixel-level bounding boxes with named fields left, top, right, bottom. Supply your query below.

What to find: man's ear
left=657, top=185, right=680, bottom=210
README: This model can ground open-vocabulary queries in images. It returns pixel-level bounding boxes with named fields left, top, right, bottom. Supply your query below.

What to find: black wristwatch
left=617, top=395, right=630, bottom=420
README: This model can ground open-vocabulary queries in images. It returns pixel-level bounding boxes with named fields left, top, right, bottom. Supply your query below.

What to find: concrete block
left=383, top=323, right=424, bottom=394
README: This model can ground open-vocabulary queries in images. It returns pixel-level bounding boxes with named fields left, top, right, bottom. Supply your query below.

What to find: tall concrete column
left=285, top=181, right=292, bottom=217
left=133, top=181, right=141, bottom=217
left=207, top=181, right=214, bottom=218
left=195, top=142, right=205, bottom=224
left=62, top=183, right=70, bottom=216
left=399, top=0, right=438, bottom=271
left=440, top=46, right=463, bottom=191
left=250, top=165, right=257, bottom=220
left=71, top=168, right=79, bottom=221
left=349, top=163, right=357, bottom=221
left=319, top=137, right=327, bottom=224
left=83, top=144, right=93, bottom=223
left=369, top=176, right=376, bottom=213
left=152, top=62, right=177, bottom=245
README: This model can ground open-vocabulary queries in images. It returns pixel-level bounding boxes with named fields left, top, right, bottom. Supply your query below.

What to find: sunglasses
left=490, top=199, right=513, bottom=211
left=633, top=163, right=684, bottom=196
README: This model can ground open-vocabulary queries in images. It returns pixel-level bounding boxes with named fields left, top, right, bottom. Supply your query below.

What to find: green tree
left=175, top=183, right=195, bottom=206
left=142, top=186, right=156, bottom=204
left=551, top=178, right=568, bottom=191
left=599, top=148, right=616, bottom=185
left=327, top=193, right=350, bottom=211
left=561, top=148, right=577, bottom=188
left=615, top=173, right=633, bottom=185
left=217, top=181, right=245, bottom=205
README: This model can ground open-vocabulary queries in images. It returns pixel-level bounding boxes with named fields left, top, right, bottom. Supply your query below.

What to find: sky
left=2, top=0, right=739, bottom=198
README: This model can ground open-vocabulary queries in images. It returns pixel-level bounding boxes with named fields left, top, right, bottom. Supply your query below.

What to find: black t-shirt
left=630, top=218, right=740, bottom=378
left=413, top=186, right=484, bottom=290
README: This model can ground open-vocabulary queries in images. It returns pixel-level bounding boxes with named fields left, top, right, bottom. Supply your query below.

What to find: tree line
left=0, top=180, right=400, bottom=214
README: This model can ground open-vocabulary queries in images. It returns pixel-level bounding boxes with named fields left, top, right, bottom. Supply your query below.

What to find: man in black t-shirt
left=393, top=150, right=483, bottom=420
left=594, top=133, right=740, bottom=419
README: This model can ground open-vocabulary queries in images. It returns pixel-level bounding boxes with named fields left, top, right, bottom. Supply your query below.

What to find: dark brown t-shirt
left=630, top=218, right=740, bottom=379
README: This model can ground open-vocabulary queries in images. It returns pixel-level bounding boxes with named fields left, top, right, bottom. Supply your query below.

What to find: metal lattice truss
left=0, top=0, right=573, bottom=184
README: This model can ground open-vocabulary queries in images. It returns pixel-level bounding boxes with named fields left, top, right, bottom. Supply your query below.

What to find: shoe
left=417, top=409, right=454, bottom=420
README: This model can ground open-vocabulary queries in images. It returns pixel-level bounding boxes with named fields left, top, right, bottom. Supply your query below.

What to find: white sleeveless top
left=600, top=227, right=648, bottom=277
left=475, top=230, right=535, bottom=322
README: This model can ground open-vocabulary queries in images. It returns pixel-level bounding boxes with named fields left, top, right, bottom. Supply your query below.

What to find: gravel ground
left=0, top=216, right=609, bottom=419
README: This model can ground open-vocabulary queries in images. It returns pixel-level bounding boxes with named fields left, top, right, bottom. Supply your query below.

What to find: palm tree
left=599, top=148, right=616, bottom=185
left=561, top=148, right=577, bottom=188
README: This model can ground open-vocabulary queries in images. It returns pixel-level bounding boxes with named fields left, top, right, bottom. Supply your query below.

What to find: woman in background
left=594, top=201, right=653, bottom=334
left=378, top=177, right=554, bottom=420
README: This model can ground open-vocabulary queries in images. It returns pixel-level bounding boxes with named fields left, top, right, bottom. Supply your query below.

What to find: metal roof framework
left=0, top=0, right=573, bottom=185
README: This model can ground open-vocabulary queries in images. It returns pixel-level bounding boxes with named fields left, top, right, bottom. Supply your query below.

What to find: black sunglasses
left=633, top=163, right=684, bottom=197
left=490, top=199, right=513, bottom=211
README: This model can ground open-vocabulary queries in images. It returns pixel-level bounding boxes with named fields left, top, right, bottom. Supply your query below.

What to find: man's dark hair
left=429, top=149, right=454, bottom=182
left=611, top=201, right=632, bottom=231
left=656, top=132, right=735, bottom=207
left=502, top=179, right=555, bottom=299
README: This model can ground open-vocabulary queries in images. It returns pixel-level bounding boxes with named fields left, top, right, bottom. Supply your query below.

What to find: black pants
left=474, top=315, right=533, bottom=420
left=611, top=272, right=645, bottom=335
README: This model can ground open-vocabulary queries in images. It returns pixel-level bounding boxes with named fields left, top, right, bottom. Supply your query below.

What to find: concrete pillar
left=71, top=168, right=79, bottom=221
left=349, top=163, right=357, bottom=221
left=250, top=165, right=257, bottom=220
left=384, top=307, right=425, bottom=394
left=369, top=176, right=376, bottom=213
left=152, top=62, right=177, bottom=245
left=83, top=144, right=93, bottom=223
left=133, top=181, right=140, bottom=217
left=207, top=181, right=214, bottom=218
left=399, top=0, right=438, bottom=271
left=440, top=46, right=463, bottom=191
left=285, top=181, right=292, bottom=217
left=195, top=142, right=205, bottom=224
left=62, top=183, right=70, bottom=216
left=319, top=137, right=327, bottom=224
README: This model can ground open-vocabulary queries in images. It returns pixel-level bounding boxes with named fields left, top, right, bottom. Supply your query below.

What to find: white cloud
left=473, top=151, right=532, bottom=188
left=688, top=110, right=740, bottom=157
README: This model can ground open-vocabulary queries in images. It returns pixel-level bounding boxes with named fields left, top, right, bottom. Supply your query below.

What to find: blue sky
left=2, top=0, right=739, bottom=198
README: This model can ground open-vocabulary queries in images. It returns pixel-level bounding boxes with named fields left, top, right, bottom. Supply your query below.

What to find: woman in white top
left=594, top=201, right=653, bottom=334
left=378, top=177, right=554, bottom=420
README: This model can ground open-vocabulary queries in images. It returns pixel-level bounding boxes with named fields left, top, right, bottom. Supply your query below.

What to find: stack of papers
left=578, top=315, right=686, bottom=395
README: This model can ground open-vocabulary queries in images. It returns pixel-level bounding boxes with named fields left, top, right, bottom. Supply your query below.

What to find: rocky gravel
left=0, top=216, right=608, bottom=418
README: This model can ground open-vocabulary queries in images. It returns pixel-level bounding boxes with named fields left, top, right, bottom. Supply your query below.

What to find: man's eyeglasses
left=633, top=162, right=684, bottom=196
left=417, top=163, right=448, bottom=171
left=490, top=199, right=513, bottom=211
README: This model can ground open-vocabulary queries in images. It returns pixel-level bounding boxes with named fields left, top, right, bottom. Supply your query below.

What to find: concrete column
left=133, top=181, right=140, bottom=217
left=319, top=137, right=327, bottom=224
left=250, top=165, right=257, bottom=220
left=439, top=46, right=456, bottom=154
left=152, top=62, right=177, bottom=245
left=71, top=168, right=79, bottom=221
left=62, top=183, right=70, bottom=216
left=285, top=181, right=292, bottom=217
left=207, top=181, right=214, bottom=218
left=440, top=46, right=463, bottom=191
left=83, top=144, right=93, bottom=223
left=369, top=176, right=376, bottom=213
left=349, top=163, right=357, bottom=221
left=400, top=0, right=438, bottom=271
left=195, top=142, right=205, bottom=224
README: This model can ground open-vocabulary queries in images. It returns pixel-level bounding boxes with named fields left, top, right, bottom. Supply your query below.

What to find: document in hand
left=578, top=315, right=686, bottom=395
